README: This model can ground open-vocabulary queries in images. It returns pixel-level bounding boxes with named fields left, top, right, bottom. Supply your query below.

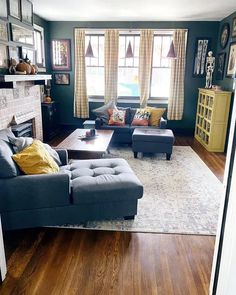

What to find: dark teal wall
left=216, top=11, right=236, bottom=91
left=47, top=21, right=219, bottom=132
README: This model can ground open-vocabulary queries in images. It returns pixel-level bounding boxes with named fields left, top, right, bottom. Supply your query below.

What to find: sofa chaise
left=0, top=129, right=143, bottom=230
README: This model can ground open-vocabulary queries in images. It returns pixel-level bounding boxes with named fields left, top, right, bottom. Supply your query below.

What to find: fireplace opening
left=11, top=122, right=33, bottom=137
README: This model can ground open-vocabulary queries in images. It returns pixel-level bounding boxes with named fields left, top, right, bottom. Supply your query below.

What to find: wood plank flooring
left=0, top=135, right=226, bottom=295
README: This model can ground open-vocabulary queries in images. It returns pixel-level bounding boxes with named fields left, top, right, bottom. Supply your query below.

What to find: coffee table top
left=56, top=129, right=114, bottom=153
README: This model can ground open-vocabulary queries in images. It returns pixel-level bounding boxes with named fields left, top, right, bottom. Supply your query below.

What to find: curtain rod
left=75, top=28, right=188, bottom=32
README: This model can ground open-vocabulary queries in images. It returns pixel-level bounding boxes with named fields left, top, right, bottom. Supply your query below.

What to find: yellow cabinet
left=194, top=88, right=231, bottom=152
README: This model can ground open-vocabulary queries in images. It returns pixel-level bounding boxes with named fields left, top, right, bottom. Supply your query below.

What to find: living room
left=0, top=0, right=236, bottom=294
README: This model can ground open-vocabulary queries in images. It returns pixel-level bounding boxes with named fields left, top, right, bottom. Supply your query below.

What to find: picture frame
left=9, top=0, right=21, bottom=20
left=51, top=39, right=71, bottom=71
left=0, top=0, right=8, bottom=20
left=216, top=52, right=226, bottom=80
left=220, top=23, right=230, bottom=49
left=226, top=42, right=236, bottom=78
left=21, top=0, right=33, bottom=25
left=232, top=17, right=236, bottom=38
left=54, top=73, right=70, bottom=85
left=0, top=43, right=8, bottom=68
left=193, top=37, right=211, bottom=77
left=20, top=47, right=35, bottom=63
left=0, top=20, right=8, bottom=41
left=8, top=45, right=20, bottom=63
left=11, top=24, right=34, bottom=45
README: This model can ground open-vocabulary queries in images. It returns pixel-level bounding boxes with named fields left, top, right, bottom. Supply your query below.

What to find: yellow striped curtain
left=104, top=29, right=119, bottom=104
left=139, top=29, right=154, bottom=108
left=167, top=29, right=187, bottom=120
left=74, top=29, right=89, bottom=118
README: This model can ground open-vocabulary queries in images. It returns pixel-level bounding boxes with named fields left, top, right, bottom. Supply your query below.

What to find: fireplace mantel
left=0, top=75, right=52, bottom=88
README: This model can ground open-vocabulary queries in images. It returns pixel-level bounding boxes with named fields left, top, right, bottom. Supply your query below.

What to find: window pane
left=118, top=68, right=139, bottom=97
left=34, top=30, right=43, bottom=65
left=151, top=68, right=171, bottom=97
left=152, top=36, right=162, bottom=67
left=86, top=67, right=104, bottom=96
left=161, top=36, right=171, bottom=67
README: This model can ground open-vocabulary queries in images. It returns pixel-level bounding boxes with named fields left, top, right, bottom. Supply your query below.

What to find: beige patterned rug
left=64, top=146, right=223, bottom=235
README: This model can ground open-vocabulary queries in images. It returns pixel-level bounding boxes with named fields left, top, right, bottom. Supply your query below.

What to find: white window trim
left=33, top=24, right=46, bottom=72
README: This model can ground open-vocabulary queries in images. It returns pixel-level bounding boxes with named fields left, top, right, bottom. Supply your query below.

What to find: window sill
left=88, top=97, right=168, bottom=105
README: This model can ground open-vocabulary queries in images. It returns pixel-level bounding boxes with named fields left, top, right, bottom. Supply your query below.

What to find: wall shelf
left=0, top=75, right=52, bottom=88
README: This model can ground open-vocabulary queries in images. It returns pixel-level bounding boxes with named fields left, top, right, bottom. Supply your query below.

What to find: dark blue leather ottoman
left=132, top=128, right=175, bottom=160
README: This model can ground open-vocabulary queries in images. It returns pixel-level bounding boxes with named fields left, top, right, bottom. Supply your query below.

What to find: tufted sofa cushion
left=60, top=158, right=143, bottom=204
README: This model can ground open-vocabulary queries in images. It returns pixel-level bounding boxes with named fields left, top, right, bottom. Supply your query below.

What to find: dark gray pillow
left=92, top=101, right=116, bottom=124
left=0, top=140, right=19, bottom=178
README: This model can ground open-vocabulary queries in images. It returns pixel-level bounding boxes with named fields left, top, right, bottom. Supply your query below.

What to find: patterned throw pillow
left=108, top=108, right=126, bottom=126
left=92, top=101, right=116, bottom=124
left=131, top=108, right=151, bottom=126
left=146, top=107, right=166, bottom=126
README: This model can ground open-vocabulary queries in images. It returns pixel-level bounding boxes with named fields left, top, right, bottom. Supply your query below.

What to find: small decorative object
left=0, top=43, right=8, bottom=68
left=211, top=85, right=222, bottom=91
left=220, top=23, right=230, bottom=49
left=0, top=20, right=7, bottom=41
left=32, top=64, right=38, bottom=74
left=43, top=80, right=52, bottom=103
left=51, top=39, right=71, bottom=71
left=0, top=0, right=8, bottom=19
left=8, top=58, right=17, bottom=74
left=20, top=47, right=35, bottom=64
left=21, top=0, right=33, bottom=25
left=11, top=24, right=34, bottom=45
left=232, top=17, right=236, bottom=38
left=193, top=38, right=211, bottom=77
left=9, top=0, right=21, bottom=20
left=205, top=51, right=215, bottom=88
left=216, top=53, right=226, bottom=80
left=8, top=46, right=20, bottom=63
left=226, top=42, right=236, bottom=78
left=85, top=40, right=95, bottom=58
left=166, top=40, right=177, bottom=59
left=54, top=73, right=70, bottom=85
left=15, top=60, right=31, bottom=74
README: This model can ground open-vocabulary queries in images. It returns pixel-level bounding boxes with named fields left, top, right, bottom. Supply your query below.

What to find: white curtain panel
left=104, top=29, right=119, bottom=104
left=167, top=29, right=187, bottom=120
left=74, top=28, right=89, bottom=118
left=138, top=29, right=154, bottom=108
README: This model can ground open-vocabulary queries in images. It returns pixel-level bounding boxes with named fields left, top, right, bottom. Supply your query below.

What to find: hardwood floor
left=0, top=136, right=226, bottom=295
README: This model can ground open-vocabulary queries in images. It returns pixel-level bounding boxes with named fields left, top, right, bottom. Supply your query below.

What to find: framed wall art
left=21, top=0, right=33, bottom=25
left=11, top=24, right=34, bottom=45
left=216, top=52, right=226, bottom=80
left=9, top=0, right=21, bottom=20
left=20, top=47, right=35, bottom=63
left=0, top=0, right=8, bottom=20
left=226, top=42, right=236, bottom=78
left=54, top=73, right=70, bottom=85
left=51, top=39, right=71, bottom=71
left=0, top=20, right=8, bottom=41
left=8, top=45, right=20, bottom=63
left=0, top=43, right=8, bottom=68
left=232, top=17, right=236, bottom=38
left=220, top=23, right=230, bottom=49
left=193, top=37, right=211, bottom=77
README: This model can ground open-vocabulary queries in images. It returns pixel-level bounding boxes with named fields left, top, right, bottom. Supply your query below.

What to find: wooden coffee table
left=56, top=129, right=114, bottom=159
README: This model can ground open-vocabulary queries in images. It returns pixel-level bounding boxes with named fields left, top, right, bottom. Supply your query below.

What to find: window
left=85, top=30, right=173, bottom=100
left=118, top=34, right=140, bottom=97
left=150, top=34, right=172, bottom=98
left=34, top=24, right=45, bottom=70
left=85, top=34, right=104, bottom=96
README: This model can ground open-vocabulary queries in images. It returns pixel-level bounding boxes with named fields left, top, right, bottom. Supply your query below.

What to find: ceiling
left=32, top=0, right=236, bottom=22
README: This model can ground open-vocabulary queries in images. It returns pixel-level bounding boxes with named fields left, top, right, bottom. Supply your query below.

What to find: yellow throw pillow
left=12, top=139, right=59, bottom=175
left=146, top=107, right=166, bottom=126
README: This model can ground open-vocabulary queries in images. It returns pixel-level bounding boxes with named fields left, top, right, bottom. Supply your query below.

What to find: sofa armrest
left=160, top=117, right=167, bottom=129
left=54, top=149, right=68, bottom=165
left=95, top=117, right=104, bottom=129
left=0, top=173, right=71, bottom=212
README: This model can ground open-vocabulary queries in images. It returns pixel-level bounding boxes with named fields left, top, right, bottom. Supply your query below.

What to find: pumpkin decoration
left=16, top=61, right=32, bottom=74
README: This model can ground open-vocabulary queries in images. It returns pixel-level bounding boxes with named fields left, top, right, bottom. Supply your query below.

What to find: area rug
left=64, top=146, right=223, bottom=235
